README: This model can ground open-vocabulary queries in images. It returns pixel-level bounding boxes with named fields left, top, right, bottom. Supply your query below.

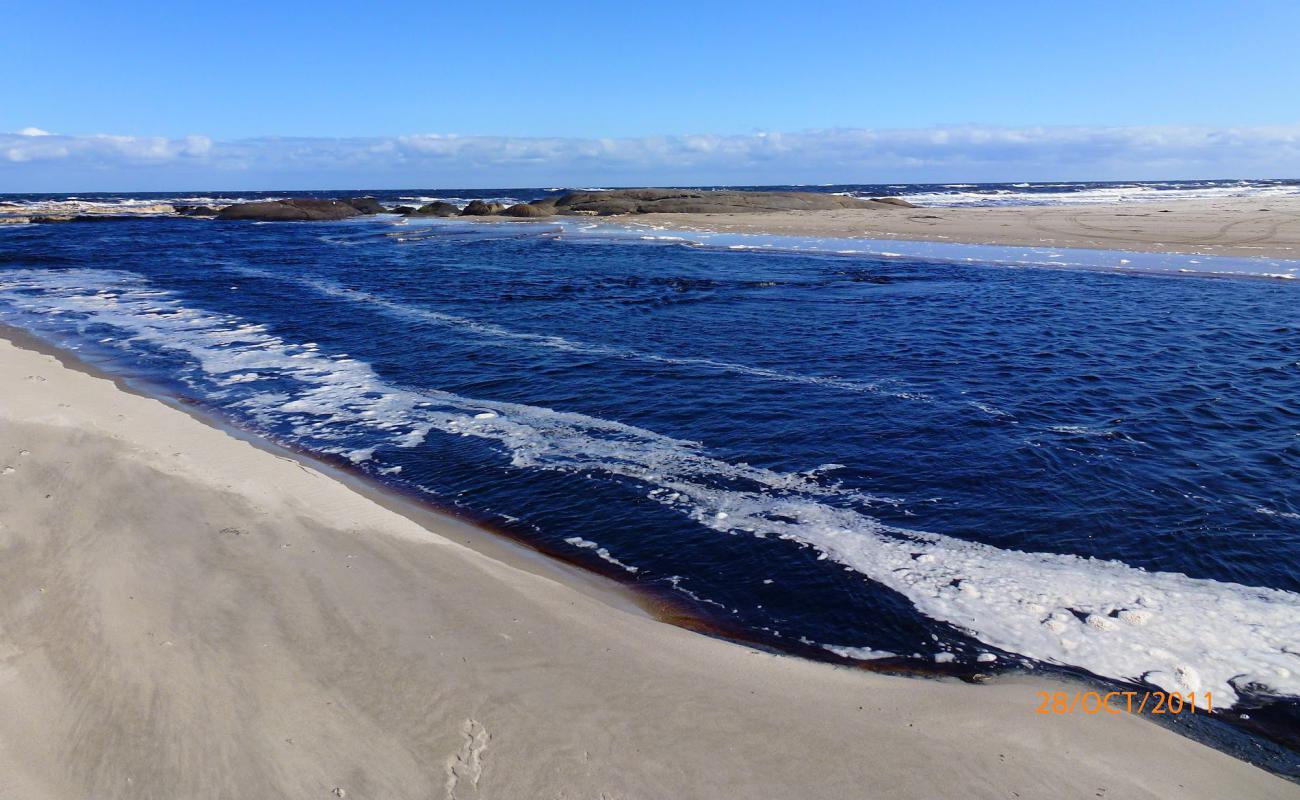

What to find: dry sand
left=0, top=334, right=1295, bottom=799
left=622, top=195, right=1300, bottom=260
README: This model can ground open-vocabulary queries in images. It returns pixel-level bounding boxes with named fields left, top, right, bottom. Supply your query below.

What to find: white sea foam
left=823, top=644, right=898, bottom=660
left=889, top=181, right=1300, bottom=208
left=563, top=537, right=639, bottom=573
left=0, top=196, right=255, bottom=217
left=1256, top=506, right=1300, bottom=521
left=2, top=268, right=1298, bottom=708
left=226, top=267, right=925, bottom=400
left=394, top=195, right=528, bottom=209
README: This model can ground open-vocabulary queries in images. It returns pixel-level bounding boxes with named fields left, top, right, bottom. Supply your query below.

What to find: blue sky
left=3, top=0, right=1299, bottom=190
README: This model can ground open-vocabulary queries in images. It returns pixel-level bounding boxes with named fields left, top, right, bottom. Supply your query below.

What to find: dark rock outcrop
left=183, top=190, right=916, bottom=224
left=345, top=196, right=386, bottom=214
left=412, top=201, right=460, bottom=217
left=175, top=205, right=220, bottom=216
left=216, top=199, right=364, bottom=221
left=552, top=189, right=903, bottom=216
left=460, top=200, right=506, bottom=216
left=501, top=202, right=554, bottom=218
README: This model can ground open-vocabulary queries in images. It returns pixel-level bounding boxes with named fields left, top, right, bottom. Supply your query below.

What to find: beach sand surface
left=0, top=335, right=1295, bottom=799
left=624, top=195, right=1300, bottom=259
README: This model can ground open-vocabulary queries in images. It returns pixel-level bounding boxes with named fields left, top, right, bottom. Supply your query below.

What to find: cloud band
left=4, top=124, right=1298, bottom=190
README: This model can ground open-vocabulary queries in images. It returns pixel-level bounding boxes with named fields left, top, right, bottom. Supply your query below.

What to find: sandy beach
left=0, top=333, right=1295, bottom=799
left=622, top=195, right=1300, bottom=260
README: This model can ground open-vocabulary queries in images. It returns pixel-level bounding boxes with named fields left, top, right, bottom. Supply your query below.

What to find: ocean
left=1, top=181, right=1298, bottom=769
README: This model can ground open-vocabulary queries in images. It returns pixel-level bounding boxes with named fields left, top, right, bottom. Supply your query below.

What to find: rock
left=866, top=196, right=917, bottom=208
left=344, top=196, right=386, bottom=214
left=460, top=200, right=506, bottom=216
left=412, top=201, right=460, bottom=217
left=216, top=199, right=364, bottom=221
left=174, top=205, right=219, bottom=216
left=501, top=202, right=554, bottom=218
left=390, top=205, right=418, bottom=215
left=553, top=192, right=640, bottom=215
left=552, top=188, right=901, bottom=216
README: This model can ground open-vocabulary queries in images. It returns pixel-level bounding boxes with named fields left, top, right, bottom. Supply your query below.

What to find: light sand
left=0, top=334, right=1294, bottom=799
left=622, top=195, right=1300, bottom=260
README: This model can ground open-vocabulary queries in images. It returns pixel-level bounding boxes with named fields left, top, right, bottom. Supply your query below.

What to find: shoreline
left=615, top=195, right=1300, bottom=260
left=1, top=333, right=1296, bottom=797
left=0, top=323, right=654, bottom=622
left=0, top=325, right=875, bottom=663
left=0, top=328, right=1060, bottom=685
left=7, top=193, right=1300, bottom=264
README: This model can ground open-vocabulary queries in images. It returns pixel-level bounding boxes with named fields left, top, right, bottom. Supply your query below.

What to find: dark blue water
left=1, top=211, right=1298, bottom=763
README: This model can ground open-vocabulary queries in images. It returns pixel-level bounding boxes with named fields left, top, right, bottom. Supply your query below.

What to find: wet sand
left=0, top=334, right=1295, bottom=799
left=624, top=195, right=1300, bottom=260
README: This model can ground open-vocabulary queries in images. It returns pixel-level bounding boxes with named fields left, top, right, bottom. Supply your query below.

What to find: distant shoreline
left=623, top=195, right=1300, bottom=261
left=5, top=188, right=1299, bottom=260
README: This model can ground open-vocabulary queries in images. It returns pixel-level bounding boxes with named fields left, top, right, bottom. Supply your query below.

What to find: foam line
left=2, top=268, right=1297, bottom=708
left=227, top=266, right=927, bottom=400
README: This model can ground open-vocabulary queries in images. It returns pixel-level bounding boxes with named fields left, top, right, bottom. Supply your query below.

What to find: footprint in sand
left=1, top=466, right=15, bottom=476
left=443, top=718, right=490, bottom=799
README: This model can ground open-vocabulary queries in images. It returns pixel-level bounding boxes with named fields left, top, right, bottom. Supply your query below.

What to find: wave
left=2, top=267, right=1297, bottom=708
left=887, top=180, right=1300, bottom=208
left=0, top=196, right=256, bottom=217
left=393, top=195, right=530, bottom=209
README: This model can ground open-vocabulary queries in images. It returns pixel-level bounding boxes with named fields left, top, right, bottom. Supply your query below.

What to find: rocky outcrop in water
left=344, top=197, right=386, bottom=215
left=101, top=190, right=921, bottom=223
left=552, top=189, right=914, bottom=216
left=501, top=202, right=555, bottom=218
left=216, top=199, right=364, bottom=221
left=175, top=205, right=220, bottom=217
left=411, top=202, right=460, bottom=217
left=460, top=200, right=507, bottom=216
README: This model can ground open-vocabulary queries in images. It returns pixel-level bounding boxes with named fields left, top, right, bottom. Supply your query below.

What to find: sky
left=2, top=0, right=1299, bottom=191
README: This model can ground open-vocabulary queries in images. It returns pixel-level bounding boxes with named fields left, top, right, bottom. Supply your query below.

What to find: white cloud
left=3, top=124, right=1299, bottom=191
left=3, top=131, right=212, bottom=166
